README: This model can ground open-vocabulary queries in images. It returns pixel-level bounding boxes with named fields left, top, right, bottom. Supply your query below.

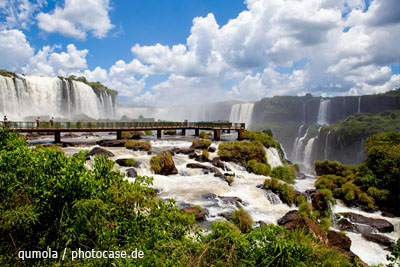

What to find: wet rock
left=311, top=192, right=329, bottom=214
left=361, top=233, right=396, bottom=251
left=85, top=154, right=91, bottom=161
left=181, top=206, right=209, bottom=221
left=126, top=168, right=137, bottom=178
left=188, top=152, right=197, bottom=159
left=150, top=151, right=178, bottom=176
left=218, top=196, right=248, bottom=208
left=96, top=139, right=126, bottom=147
left=328, top=230, right=351, bottom=251
left=63, top=133, right=80, bottom=138
left=278, top=210, right=328, bottom=244
left=295, top=172, right=306, bottom=180
left=186, top=163, right=229, bottom=184
left=88, top=147, right=114, bottom=157
left=218, top=211, right=234, bottom=221
left=154, top=188, right=162, bottom=194
left=339, top=212, right=394, bottom=233
left=202, top=193, right=217, bottom=199
left=195, top=154, right=209, bottom=163
left=115, top=158, right=138, bottom=167
left=258, top=221, right=267, bottom=227
left=211, top=157, right=231, bottom=171
left=381, top=211, right=395, bottom=218
left=173, top=147, right=195, bottom=155
left=208, top=147, right=216, bottom=153
left=191, top=139, right=212, bottom=149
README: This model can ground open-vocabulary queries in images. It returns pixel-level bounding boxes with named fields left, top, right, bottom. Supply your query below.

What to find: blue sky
left=0, top=0, right=399, bottom=106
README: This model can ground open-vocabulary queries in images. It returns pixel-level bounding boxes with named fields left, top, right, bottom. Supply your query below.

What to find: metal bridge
left=4, top=121, right=245, bottom=143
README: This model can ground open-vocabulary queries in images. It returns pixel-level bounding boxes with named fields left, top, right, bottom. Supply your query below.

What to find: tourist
left=3, top=115, right=8, bottom=127
left=36, top=117, right=40, bottom=127
left=50, top=117, right=54, bottom=127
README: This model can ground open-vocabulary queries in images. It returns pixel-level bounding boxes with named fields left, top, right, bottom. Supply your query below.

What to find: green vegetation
left=314, top=131, right=400, bottom=213
left=0, top=69, right=17, bottom=78
left=199, top=131, right=208, bottom=139
left=271, top=166, right=295, bottom=184
left=65, top=75, right=118, bottom=95
left=202, top=149, right=209, bottom=159
left=264, top=178, right=297, bottom=206
left=0, top=127, right=357, bottom=266
left=232, top=208, right=253, bottom=233
left=150, top=151, right=176, bottom=175
left=124, top=140, right=151, bottom=150
left=192, top=139, right=212, bottom=149
left=247, top=159, right=271, bottom=176
left=226, top=176, right=234, bottom=185
left=218, top=141, right=265, bottom=164
left=242, top=130, right=281, bottom=149
left=144, top=130, right=153, bottom=135
left=125, top=158, right=136, bottom=167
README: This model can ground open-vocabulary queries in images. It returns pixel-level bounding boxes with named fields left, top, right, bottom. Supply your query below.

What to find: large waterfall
left=229, top=103, right=254, bottom=129
left=317, top=99, right=330, bottom=125
left=0, top=74, right=117, bottom=120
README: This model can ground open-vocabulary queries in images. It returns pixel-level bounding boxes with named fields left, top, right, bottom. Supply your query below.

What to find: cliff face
left=251, top=93, right=400, bottom=166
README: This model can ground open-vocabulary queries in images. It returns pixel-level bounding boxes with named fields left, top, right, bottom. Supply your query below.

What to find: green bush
left=144, top=130, right=153, bottom=135
left=124, top=140, right=151, bottom=150
left=125, top=158, right=136, bottom=167
left=242, top=130, right=280, bottom=149
left=264, top=178, right=297, bottom=205
left=232, top=208, right=253, bottom=233
left=164, top=129, right=176, bottom=135
left=247, top=159, right=271, bottom=176
left=192, top=139, right=212, bottom=149
left=202, top=149, right=209, bottom=159
left=218, top=141, right=265, bottom=164
left=271, top=166, right=295, bottom=184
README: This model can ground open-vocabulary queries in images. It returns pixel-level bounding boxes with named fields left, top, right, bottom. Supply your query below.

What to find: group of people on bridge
left=2, top=116, right=55, bottom=127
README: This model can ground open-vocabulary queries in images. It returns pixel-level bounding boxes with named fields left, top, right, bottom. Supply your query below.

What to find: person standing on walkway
left=50, top=117, right=54, bottom=127
left=3, top=115, right=8, bottom=127
left=36, top=117, right=40, bottom=128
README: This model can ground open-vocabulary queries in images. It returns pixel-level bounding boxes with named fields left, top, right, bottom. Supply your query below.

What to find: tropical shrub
left=271, top=166, right=295, bottom=184
left=232, top=208, right=253, bottom=233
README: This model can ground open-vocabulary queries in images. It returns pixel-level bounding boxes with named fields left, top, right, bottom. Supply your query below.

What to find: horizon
left=1, top=0, right=400, bottom=107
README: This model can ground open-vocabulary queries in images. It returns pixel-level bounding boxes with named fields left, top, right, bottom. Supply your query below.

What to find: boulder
left=211, top=157, right=231, bottom=171
left=181, top=206, right=209, bottom=221
left=191, top=139, right=212, bottom=149
left=202, top=193, right=217, bottom=199
left=328, top=230, right=351, bottom=251
left=96, top=139, right=126, bottom=147
left=296, top=172, right=306, bottom=180
left=186, top=163, right=229, bottom=184
left=150, top=151, right=178, bottom=176
left=219, top=196, right=248, bottom=208
left=339, top=212, right=394, bottom=233
left=173, top=147, right=195, bottom=155
left=115, top=158, right=139, bottom=167
left=188, top=152, right=197, bottom=159
left=311, top=192, right=329, bottom=214
left=126, top=168, right=137, bottom=178
left=361, top=233, right=396, bottom=250
left=218, top=211, right=234, bottom=221
left=278, top=210, right=328, bottom=244
left=208, top=147, right=216, bottom=153
left=88, top=147, right=114, bottom=157
left=195, top=154, right=209, bottom=163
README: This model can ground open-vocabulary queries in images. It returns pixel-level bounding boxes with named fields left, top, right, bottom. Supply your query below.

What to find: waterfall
left=291, top=125, right=304, bottom=160
left=317, top=99, right=330, bottom=125
left=265, top=147, right=283, bottom=169
left=229, top=103, right=254, bottom=129
left=0, top=74, right=117, bottom=120
left=293, top=127, right=309, bottom=162
left=265, top=190, right=282, bottom=205
left=303, top=137, right=316, bottom=168
left=357, top=96, right=361, bottom=113
left=324, top=130, right=331, bottom=159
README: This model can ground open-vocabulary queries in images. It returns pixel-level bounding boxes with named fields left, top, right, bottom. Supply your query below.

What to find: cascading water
left=293, top=127, right=309, bottom=163
left=317, top=99, right=330, bottom=125
left=357, top=96, right=361, bottom=113
left=0, top=74, right=117, bottom=120
left=303, top=137, right=315, bottom=169
left=265, top=147, right=283, bottom=169
left=229, top=103, right=254, bottom=129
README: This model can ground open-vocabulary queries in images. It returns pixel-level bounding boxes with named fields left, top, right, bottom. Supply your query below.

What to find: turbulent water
left=56, top=133, right=400, bottom=266
left=317, top=99, right=330, bottom=125
left=0, top=74, right=117, bottom=120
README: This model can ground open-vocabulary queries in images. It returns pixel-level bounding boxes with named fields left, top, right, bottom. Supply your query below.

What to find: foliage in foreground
left=0, top=127, right=356, bottom=266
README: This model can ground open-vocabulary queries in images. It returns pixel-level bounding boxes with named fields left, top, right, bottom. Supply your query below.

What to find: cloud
left=36, top=0, right=113, bottom=39
left=0, top=0, right=46, bottom=30
left=22, top=44, right=88, bottom=76
left=0, top=29, right=34, bottom=71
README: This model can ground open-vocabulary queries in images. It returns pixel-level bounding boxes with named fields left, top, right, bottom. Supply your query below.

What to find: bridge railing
left=5, top=121, right=245, bottom=129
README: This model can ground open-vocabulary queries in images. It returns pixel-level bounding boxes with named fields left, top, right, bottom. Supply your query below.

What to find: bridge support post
left=227, top=129, right=230, bottom=134
left=54, top=131, right=61, bottom=143
left=181, top=129, right=186, bottom=136
left=116, top=130, right=122, bottom=140
left=237, top=129, right=243, bottom=140
left=195, top=129, right=199, bottom=136
left=214, top=129, right=221, bottom=141
left=157, top=129, right=162, bottom=139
